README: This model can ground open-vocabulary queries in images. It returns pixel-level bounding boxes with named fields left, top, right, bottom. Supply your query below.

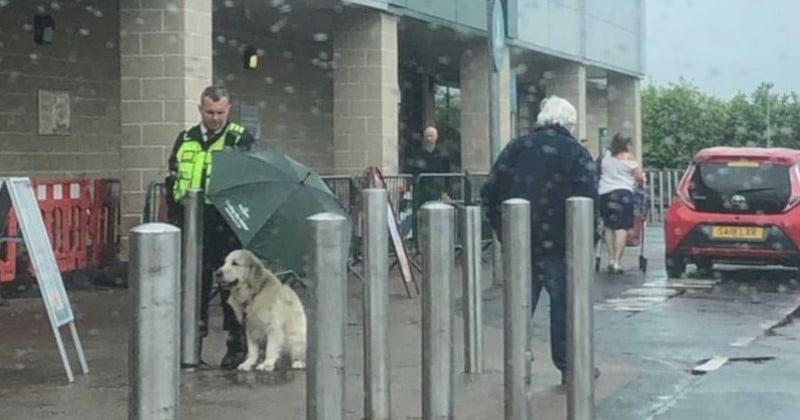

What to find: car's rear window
left=689, top=161, right=791, bottom=214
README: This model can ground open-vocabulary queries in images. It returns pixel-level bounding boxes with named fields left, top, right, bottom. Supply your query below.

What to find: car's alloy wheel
left=666, top=254, right=685, bottom=279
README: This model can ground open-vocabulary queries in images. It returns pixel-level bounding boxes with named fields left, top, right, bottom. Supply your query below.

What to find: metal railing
left=381, top=174, right=415, bottom=246
left=643, top=169, right=685, bottom=223
left=144, top=169, right=690, bottom=265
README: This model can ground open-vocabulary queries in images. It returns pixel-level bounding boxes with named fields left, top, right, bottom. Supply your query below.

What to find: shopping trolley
left=595, top=188, right=650, bottom=273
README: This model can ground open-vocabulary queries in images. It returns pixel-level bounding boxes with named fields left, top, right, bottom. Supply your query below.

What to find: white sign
left=1, top=178, right=88, bottom=382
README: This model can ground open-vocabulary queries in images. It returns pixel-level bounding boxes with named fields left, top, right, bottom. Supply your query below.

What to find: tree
left=643, top=81, right=800, bottom=168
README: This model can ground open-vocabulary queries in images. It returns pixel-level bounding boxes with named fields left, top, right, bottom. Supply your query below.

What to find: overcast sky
left=645, top=0, right=800, bottom=98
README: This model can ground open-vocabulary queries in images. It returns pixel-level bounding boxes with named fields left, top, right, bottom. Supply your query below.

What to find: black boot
left=220, top=330, right=246, bottom=370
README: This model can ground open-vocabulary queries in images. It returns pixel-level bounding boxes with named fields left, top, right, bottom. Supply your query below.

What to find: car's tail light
left=783, top=164, right=800, bottom=212
left=676, top=165, right=696, bottom=209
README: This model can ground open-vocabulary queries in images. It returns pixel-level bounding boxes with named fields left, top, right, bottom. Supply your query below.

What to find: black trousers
left=170, top=201, right=242, bottom=335
left=201, top=205, right=242, bottom=334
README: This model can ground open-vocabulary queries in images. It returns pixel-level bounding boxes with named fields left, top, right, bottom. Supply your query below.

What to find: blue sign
left=491, top=0, right=506, bottom=72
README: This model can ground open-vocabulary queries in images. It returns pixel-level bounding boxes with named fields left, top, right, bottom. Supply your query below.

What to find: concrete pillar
left=459, top=43, right=511, bottom=172
left=544, top=62, right=587, bottom=141
left=333, top=11, right=399, bottom=174
left=119, top=0, right=212, bottom=244
left=517, top=82, right=541, bottom=136
left=586, top=82, right=608, bottom=157
left=607, top=73, right=642, bottom=162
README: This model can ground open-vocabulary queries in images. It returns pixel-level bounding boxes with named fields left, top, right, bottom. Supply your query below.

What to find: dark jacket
left=407, top=146, right=453, bottom=205
left=406, top=146, right=451, bottom=176
left=481, top=124, right=597, bottom=256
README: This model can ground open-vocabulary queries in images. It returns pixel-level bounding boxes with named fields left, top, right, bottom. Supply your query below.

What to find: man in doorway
left=408, top=125, right=452, bottom=204
left=166, top=85, right=255, bottom=370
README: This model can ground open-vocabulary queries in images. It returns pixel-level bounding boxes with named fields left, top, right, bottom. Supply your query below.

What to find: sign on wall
left=38, top=89, right=71, bottom=135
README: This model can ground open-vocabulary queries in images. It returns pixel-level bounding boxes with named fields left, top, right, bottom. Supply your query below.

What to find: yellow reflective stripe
left=173, top=123, right=245, bottom=201
left=173, top=137, right=204, bottom=201
left=192, top=150, right=206, bottom=190
left=228, top=122, right=244, bottom=134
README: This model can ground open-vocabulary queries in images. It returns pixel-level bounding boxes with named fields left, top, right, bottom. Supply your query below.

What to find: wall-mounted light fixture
left=243, top=46, right=258, bottom=70
left=34, top=14, right=55, bottom=45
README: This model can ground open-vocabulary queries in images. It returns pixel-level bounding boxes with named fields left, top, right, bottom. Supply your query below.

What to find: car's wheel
left=695, top=258, right=714, bottom=276
left=666, top=254, right=685, bottom=279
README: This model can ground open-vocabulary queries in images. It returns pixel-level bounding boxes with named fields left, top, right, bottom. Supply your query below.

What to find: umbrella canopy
left=207, top=149, right=350, bottom=276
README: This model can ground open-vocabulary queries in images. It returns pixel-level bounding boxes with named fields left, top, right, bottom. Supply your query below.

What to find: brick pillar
left=517, top=83, right=541, bottom=135
left=333, top=11, right=399, bottom=174
left=422, top=74, right=436, bottom=127
left=586, top=82, right=608, bottom=157
left=544, top=62, right=587, bottom=141
left=607, top=73, right=642, bottom=161
left=459, top=43, right=511, bottom=172
left=119, top=0, right=212, bottom=246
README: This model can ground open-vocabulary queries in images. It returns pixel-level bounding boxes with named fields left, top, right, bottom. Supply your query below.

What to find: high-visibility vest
left=173, top=122, right=246, bottom=202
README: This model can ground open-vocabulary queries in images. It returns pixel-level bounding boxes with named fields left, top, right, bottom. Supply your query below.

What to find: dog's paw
left=291, top=360, right=306, bottom=369
left=255, top=362, right=276, bottom=372
left=237, top=361, right=255, bottom=371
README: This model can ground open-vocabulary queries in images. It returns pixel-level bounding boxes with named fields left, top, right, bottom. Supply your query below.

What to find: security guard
left=166, top=85, right=254, bottom=370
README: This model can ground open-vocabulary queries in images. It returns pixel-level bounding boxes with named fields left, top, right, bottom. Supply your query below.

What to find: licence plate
left=710, top=226, right=765, bottom=240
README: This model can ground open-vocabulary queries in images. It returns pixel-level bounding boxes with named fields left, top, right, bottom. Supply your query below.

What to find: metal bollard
left=502, top=199, right=531, bottom=420
left=129, top=223, right=181, bottom=420
left=145, top=182, right=160, bottom=223
left=420, top=202, right=455, bottom=420
left=362, top=189, right=391, bottom=420
left=566, top=197, right=595, bottom=420
left=307, top=213, right=349, bottom=420
left=181, top=189, right=203, bottom=367
left=492, top=235, right=504, bottom=287
left=461, top=205, right=484, bottom=374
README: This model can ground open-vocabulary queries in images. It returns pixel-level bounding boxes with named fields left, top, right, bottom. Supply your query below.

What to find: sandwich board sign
left=363, top=167, right=419, bottom=298
left=0, top=177, right=88, bottom=382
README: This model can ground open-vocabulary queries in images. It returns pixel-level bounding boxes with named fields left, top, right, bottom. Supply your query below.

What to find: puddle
left=192, top=368, right=299, bottom=388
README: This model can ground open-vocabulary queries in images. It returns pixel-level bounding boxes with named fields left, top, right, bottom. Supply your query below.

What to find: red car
left=664, top=147, right=800, bottom=278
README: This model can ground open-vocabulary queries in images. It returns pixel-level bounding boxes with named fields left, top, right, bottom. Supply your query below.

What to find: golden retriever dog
left=214, top=250, right=307, bottom=372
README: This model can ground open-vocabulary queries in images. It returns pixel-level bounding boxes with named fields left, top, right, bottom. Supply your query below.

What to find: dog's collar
left=239, top=277, right=268, bottom=319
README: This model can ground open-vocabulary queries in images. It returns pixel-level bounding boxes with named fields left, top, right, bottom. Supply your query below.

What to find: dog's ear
left=245, top=252, right=266, bottom=287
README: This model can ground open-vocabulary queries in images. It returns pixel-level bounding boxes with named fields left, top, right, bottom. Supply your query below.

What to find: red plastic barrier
left=0, top=177, right=122, bottom=284
left=0, top=218, right=18, bottom=283
left=89, top=179, right=121, bottom=268
left=32, top=180, right=93, bottom=274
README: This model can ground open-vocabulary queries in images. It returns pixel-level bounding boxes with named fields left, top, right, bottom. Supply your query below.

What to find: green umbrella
left=207, top=149, right=350, bottom=276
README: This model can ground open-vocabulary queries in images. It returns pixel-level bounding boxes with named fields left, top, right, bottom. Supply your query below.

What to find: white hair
left=536, top=95, right=577, bottom=131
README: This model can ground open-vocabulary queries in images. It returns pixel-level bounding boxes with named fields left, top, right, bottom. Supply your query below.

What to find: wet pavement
left=1, top=226, right=800, bottom=419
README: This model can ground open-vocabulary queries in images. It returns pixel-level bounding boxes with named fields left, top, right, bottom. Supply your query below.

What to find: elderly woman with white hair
left=482, top=94, right=598, bottom=386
